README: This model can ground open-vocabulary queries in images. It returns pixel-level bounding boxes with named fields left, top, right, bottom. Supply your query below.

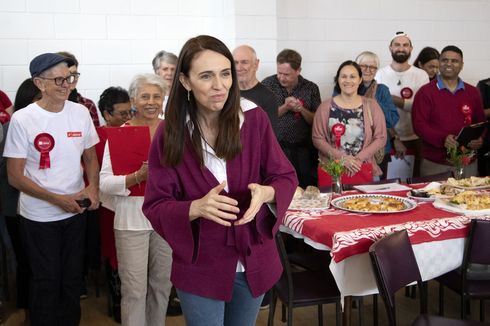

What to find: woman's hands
left=343, top=155, right=362, bottom=176
left=189, top=182, right=275, bottom=227
left=236, top=183, right=275, bottom=226
left=189, top=182, right=239, bottom=226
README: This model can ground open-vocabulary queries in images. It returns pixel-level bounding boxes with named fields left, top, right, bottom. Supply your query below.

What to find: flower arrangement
left=319, top=158, right=346, bottom=178
left=447, top=146, right=475, bottom=168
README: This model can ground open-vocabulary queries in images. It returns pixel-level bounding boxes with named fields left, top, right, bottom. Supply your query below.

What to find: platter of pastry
left=433, top=191, right=490, bottom=215
left=445, top=176, right=490, bottom=190
left=331, top=194, right=417, bottom=214
left=289, top=186, right=331, bottom=210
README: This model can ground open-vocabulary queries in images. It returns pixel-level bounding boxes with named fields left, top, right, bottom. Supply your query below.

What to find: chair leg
left=268, top=290, right=277, bottom=326
left=287, top=303, right=293, bottom=326
left=357, top=297, right=364, bottom=326
left=480, top=299, right=485, bottom=322
left=438, top=284, right=445, bottom=316
left=318, top=304, right=323, bottom=326
left=281, top=303, right=286, bottom=322
left=461, top=296, right=466, bottom=320
left=373, top=294, right=378, bottom=326
left=335, top=301, right=341, bottom=326
left=411, top=285, right=417, bottom=299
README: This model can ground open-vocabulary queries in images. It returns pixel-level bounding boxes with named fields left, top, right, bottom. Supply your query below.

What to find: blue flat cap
left=29, top=53, right=75, bottom=77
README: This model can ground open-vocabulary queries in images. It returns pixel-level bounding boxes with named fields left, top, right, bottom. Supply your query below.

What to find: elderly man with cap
left=376, top=32, right=429, bottom=177
left=3, top=53, right=100, bottom=325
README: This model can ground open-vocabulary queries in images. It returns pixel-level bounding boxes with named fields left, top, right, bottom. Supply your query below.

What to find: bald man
left=233, top=45, right=279, bottom=135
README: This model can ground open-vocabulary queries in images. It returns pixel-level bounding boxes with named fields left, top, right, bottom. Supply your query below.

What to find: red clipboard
left=105, top=126, right=150, bottom=196
left=318, top=163, right=373, bottom=187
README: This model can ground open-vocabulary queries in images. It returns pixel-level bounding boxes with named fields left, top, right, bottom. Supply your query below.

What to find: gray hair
left=355, top=51, right=380, bottom=68
left=152, top=50, right=178, bottom=73
left=128, top=73, right=167, bottom=98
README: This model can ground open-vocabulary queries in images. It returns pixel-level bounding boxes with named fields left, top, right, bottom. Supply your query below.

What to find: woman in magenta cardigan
left=313, top=60, right=387, bottom=177
left=142, top=35, right=297, bottom=326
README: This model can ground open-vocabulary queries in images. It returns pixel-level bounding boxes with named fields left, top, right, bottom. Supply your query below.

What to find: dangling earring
left=187, top=90, right=191, bottom=102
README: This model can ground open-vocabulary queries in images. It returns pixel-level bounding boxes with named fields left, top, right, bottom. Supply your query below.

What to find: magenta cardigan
left=142, top=107, right=298, bottom=301
left=312, top=96, right=387, bottom=176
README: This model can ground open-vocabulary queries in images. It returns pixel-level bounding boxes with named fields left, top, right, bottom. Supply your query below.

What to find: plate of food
left=331, top=194, right=417, bottom=214
left=406, top=189, right=436, bottom=202
left=406, top=182, right=446, bottom=202
left=445, top=176, right=490, bottom=190
left=289, top=186, right=331, bottom=210
left=433, top=191, right=490, bottom=215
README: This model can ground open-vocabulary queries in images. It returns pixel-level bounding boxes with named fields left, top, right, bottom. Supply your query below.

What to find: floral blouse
left=328, top=101, right=365, bottom=156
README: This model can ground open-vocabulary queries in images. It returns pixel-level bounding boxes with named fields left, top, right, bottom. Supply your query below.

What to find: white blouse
left=99, top=142, right=153, bottom=231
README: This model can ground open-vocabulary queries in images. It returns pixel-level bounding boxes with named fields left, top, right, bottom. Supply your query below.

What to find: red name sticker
left=67, top=131, right=82, bottom=137
left=400, top=87, right=413, bottom=99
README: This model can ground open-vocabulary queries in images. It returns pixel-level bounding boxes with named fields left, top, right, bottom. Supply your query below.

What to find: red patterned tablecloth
left=283, top=190, right=485, bottom=263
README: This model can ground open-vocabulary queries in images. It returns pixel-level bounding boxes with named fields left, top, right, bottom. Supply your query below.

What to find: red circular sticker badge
left=400, top=87, right=413, bottom=99
left=34, top=133, right=55, bottom=169
left=461, top=104, right=472, bottom=125
left=331, top=123, right=346, bottom=148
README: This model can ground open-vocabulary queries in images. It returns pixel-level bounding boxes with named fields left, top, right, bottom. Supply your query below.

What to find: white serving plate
left=331, top=194, right=417, bottom=214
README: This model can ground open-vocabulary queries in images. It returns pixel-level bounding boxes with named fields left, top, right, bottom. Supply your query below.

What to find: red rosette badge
left=331, top=123, right=346, bottom=148
left=400, top=87, right=413, bottom=99
left=34, top=133, right=55, bottom=169
left=461, top=104, right=472, bottom=125
left=294, top=98, right=305, bottom=120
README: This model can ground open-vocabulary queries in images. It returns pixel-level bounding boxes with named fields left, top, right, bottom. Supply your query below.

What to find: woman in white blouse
left=100, top=74, right=171, bottom=326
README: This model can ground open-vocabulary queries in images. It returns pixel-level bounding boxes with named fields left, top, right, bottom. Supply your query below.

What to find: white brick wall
left=0, top=0, right=489, bottom=106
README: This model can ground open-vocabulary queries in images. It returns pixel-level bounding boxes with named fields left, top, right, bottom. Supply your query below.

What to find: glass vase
left=331, top=175, right=343, bottom=195
left=454, top=165, right=464, bottom=180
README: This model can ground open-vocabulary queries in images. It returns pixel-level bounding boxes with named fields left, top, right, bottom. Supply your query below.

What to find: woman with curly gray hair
left=100, top=73, right=171, bottom=326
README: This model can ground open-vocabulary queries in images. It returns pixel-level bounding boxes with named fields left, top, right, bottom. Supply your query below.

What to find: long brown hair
left=162, top=35, right=242, bottom=167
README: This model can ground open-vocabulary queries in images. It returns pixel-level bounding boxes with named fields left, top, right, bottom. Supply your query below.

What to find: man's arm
left=7, top=157, right=83, bottom=214
left=82, top=146, right=100, bottom=210
left=299, top=107, right=314, bottom=124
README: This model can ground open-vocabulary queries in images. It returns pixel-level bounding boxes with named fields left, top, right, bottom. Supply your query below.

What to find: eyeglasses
left=37, top=75, right=76, bottom=86
left=359, top=64, right=378, bottom=72
left=110, top=110, right=133, bottom=118
left=72, top=72, right=81, bottom=81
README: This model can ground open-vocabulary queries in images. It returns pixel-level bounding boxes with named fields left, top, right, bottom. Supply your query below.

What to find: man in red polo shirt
left=412, top=45, right=485, bottom=178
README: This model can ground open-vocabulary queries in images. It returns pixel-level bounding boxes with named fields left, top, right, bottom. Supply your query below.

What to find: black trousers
left=21, top=213, right=87, bottom=326
left=5, top=215, right=29, bottom=308
left=280, top=142, right=317, bottom=188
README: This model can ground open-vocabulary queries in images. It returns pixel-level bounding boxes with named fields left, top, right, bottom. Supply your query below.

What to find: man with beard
left=233, top=45, right=279, bottom=135
left=262, top=49, right=321, bottom=188
left=376, top=32, right=429, bottom=177
left=413, top=45, right=485, bottom=178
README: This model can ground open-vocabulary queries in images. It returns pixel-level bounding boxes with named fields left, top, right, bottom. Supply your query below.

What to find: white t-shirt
left=3, top=101, right=99, bottom=222
left=375, top=65, right=429, bottom=141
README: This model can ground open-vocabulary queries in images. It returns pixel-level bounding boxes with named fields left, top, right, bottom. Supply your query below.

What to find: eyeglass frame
left=108, top=109, right=133, bottom=118
left=36, top=74, right=77, bottom=86
left=359, top=64, right=378, bottom=72
left=71, top=72, right=81, bottom=81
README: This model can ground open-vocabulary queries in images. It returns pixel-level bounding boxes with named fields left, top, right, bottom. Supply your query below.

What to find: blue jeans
left=177, top=272, right=265, bottom=326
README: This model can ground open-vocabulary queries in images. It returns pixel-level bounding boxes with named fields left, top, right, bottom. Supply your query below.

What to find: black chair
left=407, top=171, right=454, bottom=184
left=437, top=219, right=490, bottom=321
left=268, top=232, right=341, bottom=326
left=369, top=229, right=485, bottom=326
